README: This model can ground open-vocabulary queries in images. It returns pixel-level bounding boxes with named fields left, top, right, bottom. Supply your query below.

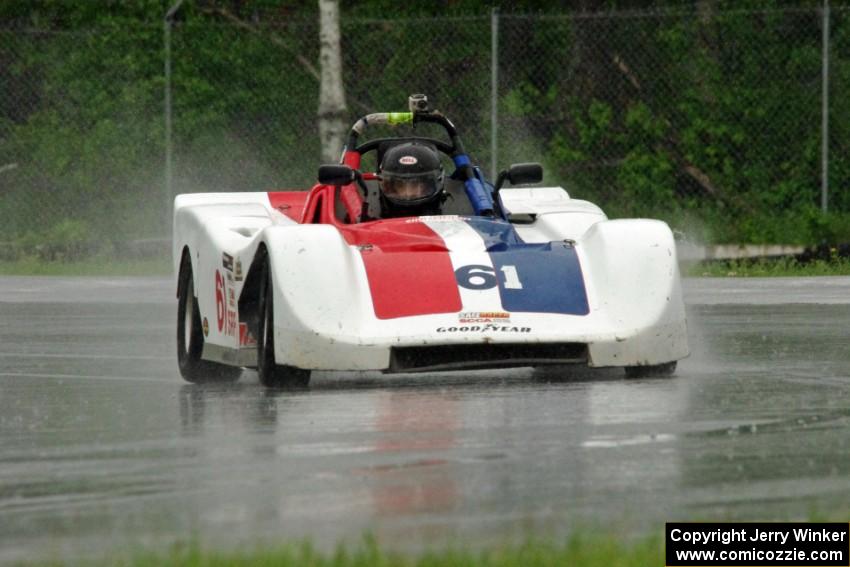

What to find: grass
left=2, top=255, right=850, bottom=279
left=0, top=256, right=171, bottom=276
left=29, top=535, right=664, bottom=567
left=684, top=256, right=850, bottom=277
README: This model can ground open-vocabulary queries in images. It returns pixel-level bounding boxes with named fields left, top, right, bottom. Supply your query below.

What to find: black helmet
left=379, top=141, right=445, bottom=210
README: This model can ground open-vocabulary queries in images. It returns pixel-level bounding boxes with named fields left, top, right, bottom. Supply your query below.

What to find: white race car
left=173, top=98, right=688, bottom=387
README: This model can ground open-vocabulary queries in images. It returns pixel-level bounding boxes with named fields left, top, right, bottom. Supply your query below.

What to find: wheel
left=177, top=253, right=241, bottom=384
left=624, top=361, right=677, bottom=378
left=256, top=259, right=311, bottom=388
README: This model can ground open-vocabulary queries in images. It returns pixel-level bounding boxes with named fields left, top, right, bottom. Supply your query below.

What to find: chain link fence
left=2, top=6, right=849, bottom=261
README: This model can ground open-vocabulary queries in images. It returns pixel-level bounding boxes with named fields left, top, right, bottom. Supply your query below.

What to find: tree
left=318, top=0, right=347, bottom=163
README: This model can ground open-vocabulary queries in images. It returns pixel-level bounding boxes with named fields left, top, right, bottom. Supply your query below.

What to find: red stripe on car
left=267, top=191, right=309, bottom=222
left=339, top=220, right=462, bottom=320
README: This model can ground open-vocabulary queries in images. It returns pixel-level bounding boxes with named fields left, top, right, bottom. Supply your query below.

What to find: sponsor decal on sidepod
left=458, top=311, right=511, bottom=323
left=222, top=252, right=234, bottom=272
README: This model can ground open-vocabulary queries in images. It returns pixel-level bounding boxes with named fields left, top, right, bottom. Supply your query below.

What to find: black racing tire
left=256, top=258, right=311, bottom=389
left=624, top=361, right=677, bottom=378
left=177, top=253, right=242, bottom=384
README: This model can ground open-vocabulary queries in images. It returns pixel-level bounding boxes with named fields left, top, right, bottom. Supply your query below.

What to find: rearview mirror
left=494, top=162, right=543, bottom=193
left=506, top=162, right=543, bottom=185
left=318, top=164, right=356, bottom=186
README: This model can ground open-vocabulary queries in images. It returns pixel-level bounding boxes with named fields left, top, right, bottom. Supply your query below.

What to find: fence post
left=164, top=0, right=184, bottom=235
left=822, top=0, right=830, bottom=214
left=490, top=7, right=499, bottom=179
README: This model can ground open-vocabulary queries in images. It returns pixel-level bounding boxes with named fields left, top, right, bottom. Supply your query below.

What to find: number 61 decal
left=455, top=264, right=523, bottom=290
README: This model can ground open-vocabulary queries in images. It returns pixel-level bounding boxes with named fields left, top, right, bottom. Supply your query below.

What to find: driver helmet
left=378, top=141, right=445, bottom=215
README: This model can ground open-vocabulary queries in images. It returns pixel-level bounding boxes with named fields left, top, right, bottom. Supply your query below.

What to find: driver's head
left=378, top=141, right=444, bottom=217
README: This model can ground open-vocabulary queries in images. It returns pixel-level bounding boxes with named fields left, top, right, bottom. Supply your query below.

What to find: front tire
left=177, top=253, right=241, bottom=384
left=624, top=361, right=677, bottom=378
left=256, top=259, right=311, bottom=388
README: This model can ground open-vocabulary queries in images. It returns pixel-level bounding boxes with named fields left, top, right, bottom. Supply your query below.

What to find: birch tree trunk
left=318, top=0, right=347, bottom=163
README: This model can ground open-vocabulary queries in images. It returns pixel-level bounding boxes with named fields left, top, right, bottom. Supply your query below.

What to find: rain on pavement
left=1, top=275, right=849, bottom=563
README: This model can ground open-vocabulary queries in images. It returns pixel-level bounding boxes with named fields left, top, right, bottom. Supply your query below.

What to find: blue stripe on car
left=463, top=217, right=524, bottom=248
left=464, top=217, right=590, bottom=316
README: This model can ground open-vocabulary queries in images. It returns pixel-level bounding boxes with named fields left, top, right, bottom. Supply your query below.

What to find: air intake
left=388, top=343, right=587, bottom=373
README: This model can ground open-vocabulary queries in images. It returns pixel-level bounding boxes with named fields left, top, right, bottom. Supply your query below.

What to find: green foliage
left=2, top=21, right=164, bottom=241
left=7, top=219, right=98, bottom=261
left=2, top=3, right=849, bottom=249
left=499, top=8, right=843, bottom=243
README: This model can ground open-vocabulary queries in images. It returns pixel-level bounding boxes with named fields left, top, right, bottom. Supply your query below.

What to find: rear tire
left=177, top=253, right=241, bottom=384
left=624, top=361, right=677, bottom=378
left=256, top=259, right=311, bottom=389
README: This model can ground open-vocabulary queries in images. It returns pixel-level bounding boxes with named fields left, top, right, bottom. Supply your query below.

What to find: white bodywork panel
left=173, top=187, right=688, bottom=372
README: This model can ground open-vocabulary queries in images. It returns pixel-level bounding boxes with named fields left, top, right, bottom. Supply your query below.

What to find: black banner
left=666, top=523, right=849, bottom=566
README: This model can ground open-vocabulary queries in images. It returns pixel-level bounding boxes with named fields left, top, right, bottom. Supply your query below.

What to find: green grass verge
left=33, top=535, right=664, bottom=567
left=3, top=255, right=850, bottom=279
left=0, top=257, right=171, bottom=276
left=684, top=256, right=850, bottom=277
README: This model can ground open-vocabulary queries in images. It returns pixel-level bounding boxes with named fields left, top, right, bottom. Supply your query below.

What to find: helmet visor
left=381, top=174, right=440, bottom=204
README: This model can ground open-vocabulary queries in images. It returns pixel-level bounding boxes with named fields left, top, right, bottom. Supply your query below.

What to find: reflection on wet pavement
left=1, top=277, right=850, bottom=563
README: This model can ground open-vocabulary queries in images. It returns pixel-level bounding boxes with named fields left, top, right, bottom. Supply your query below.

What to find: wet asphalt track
left=1, top=276, right=850, bottom=563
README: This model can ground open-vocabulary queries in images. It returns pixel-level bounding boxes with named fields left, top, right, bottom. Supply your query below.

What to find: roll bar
left=342, top=105, right=494, bottom=217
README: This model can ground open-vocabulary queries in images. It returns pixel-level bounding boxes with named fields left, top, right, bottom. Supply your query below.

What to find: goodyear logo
left=437, top=325, right=531, bottom=334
